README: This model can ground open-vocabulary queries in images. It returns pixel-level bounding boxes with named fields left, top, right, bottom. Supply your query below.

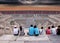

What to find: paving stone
left=0, top=35, right=17, bottom=41
left=48, top=35, right=60, bottom=41
left=17, top=35, right=49, bottom=41
left=0, top=35, right=49, bottom=41
left=0, top=41, right=9, bottom=43
left=9, top=41, right=24, bottom=43
left=47, top=35, right=60, bottom=43
left=52, top=40, right=60, bottom=43
left=24, top=40, right=52, bottom=43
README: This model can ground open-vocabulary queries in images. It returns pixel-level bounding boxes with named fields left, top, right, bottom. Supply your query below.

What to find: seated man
left=34, top=25, right=39, bottom=36
left=28, top=25, right=34, bottom=36
left=19, top=26, right=25, bottom=36
left=57, top=25, right=60, bottom=35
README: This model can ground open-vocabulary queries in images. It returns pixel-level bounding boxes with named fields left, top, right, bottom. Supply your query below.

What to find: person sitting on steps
left=51, top=25, right=57, bottom=35
left=34, top=25, right=39, bottom=36
left=57, top=25, right=60, bottom=35
left=27, top=25, right=34, bottom=36
left=19, top=26, right=25, bottom=36
left=46, top=26, right=51, bottom=35
left=40, top=27, right=45, bottom=35
left=13, top=25, right=19, bottom=36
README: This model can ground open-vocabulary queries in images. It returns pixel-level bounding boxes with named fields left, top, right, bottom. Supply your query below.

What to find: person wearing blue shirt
left=28, top=25, right=34, bottom=36
left=34, top=25, right=39, bottom=36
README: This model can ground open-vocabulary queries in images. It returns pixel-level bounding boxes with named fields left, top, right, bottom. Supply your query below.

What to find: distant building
left=0, top=0, right=60, bottom=4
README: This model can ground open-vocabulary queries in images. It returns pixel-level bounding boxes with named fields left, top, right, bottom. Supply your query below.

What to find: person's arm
left=50, top=29, right=52, bottom=34
left=56, top=29, right=58, bottom=33
left=45, top=29, right=47, bottom=34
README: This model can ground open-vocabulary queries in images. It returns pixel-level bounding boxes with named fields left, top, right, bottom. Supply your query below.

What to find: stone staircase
left=0, top=14, right=60, bottom=43
left=0, top=29, right=49, bottom=43
left=48, top=15, right=60, bottom=26
left=0, top=14, right=19, bottom=35
left=0, top=14, right=60, bottom=35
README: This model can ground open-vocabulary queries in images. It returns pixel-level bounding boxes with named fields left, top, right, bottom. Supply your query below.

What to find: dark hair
left=52, top=26, right=54, bottom=28
left=30, top=25, right=33, bottom=27
left=41, top=27, right=43, bottom=29
left=34, top=25, right=37, bottom=28
left=58, top=25, right=60, bottom=28
left=14, top=27, right=17, bottom=28
left=48, top=26, right=50, bottom=29
left=20, top=26, right=22, bottom=31
left=57, top=25, right=60, bottom=29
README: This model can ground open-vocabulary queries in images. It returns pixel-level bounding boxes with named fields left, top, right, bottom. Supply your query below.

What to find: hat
left=14, top=25, right=17, bottom=27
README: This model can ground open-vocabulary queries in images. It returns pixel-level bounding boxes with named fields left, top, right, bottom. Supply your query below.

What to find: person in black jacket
left=19, top=26, right=25, bottom=36
left=57, top=25, right=60, bottom=35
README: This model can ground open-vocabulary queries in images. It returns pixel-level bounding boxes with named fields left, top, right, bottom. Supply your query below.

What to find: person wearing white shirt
left=51, top=26, right=57, bottom=35
left=13, top=25, right=19, bottom=36
left=40, top=27, right=45, bottom=35
left=40, top=27, right=43, bottom=34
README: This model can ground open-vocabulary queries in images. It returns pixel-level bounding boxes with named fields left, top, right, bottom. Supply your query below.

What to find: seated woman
left=19, top=26, right=25, bottom=36
left=57, top=25, right=60, bottom=35
left=27, top=25, right=34, bottom=36
left=13, top=25, right=19, bottom=36
left=40, top=27, right=45, bottom=35
left=46, top=26, right=51, bottom=35
left=34, top=25, right=39, bottom=36
left=51, top=26, right=57, bottom=35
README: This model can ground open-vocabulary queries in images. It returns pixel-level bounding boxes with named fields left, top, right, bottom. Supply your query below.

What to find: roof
left=0, top=5, right=60, bottom=11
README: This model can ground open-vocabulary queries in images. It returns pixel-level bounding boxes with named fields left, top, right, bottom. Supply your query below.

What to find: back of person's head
left=57, top=25, right=60, bottom=29
left=14, top=25, right=17, bottom=28
left=48, top=26, right=50, bottom=29
left=34, top=25, right=37, bottom=28
left=52, top=25, right=55, bottom=28
left=58, top=25, right=60, bottom=27
left=14, top=27, right=17, bottom=28
left=20, top=26, right=22, bottom=31
left=30, top=25, right=33, bottom=27
left=41, top=27, right=43, bottom=29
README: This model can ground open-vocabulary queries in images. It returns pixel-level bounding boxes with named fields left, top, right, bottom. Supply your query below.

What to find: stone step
left=54, top=15, right=60, bottom=18
left=17, top=35, right=49, bottom=41
left=48, top=15, right=60, bottom=24
left=48, top=18, right=57, bottom=24
left=9, top=41, right=24, bottom=43
left=0, top=29, right=48, bottom=41
left=0, top=35, right=49, bottom=41
left=0, top=41, right=9, bottom=43
left=49, top=15, right=60, bottom=22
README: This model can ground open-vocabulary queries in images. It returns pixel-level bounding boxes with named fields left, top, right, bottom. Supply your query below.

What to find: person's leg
left=21, top=32, right=25, bottom=36
left=34, top=31, right=39, bottom=36
left=14, top=34, right=18, bottom=36
left=27, top=32, right=34, bottom=36
left=14, top=34, right=16, bottom=36
left=57, top=32, right=60, bottom=35
left=35, top=34, right=39, bottom=36
left=27, top=32, right=29, bottom=35
left=23, top=33, right=25, bottom=35
left=39, top=31, right=41, bottom=34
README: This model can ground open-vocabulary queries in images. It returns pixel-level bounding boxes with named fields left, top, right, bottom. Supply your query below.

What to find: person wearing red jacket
left=46, top=26, right=51, bottom=35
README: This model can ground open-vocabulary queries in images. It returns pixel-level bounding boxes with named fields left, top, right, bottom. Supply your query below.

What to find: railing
left=0, top=11, right=60, bottom=14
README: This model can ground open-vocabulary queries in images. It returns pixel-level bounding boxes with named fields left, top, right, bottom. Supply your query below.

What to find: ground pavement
left=0, top=29, right=60, bottom=43
left=0, top=34, right=60, bottom=43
